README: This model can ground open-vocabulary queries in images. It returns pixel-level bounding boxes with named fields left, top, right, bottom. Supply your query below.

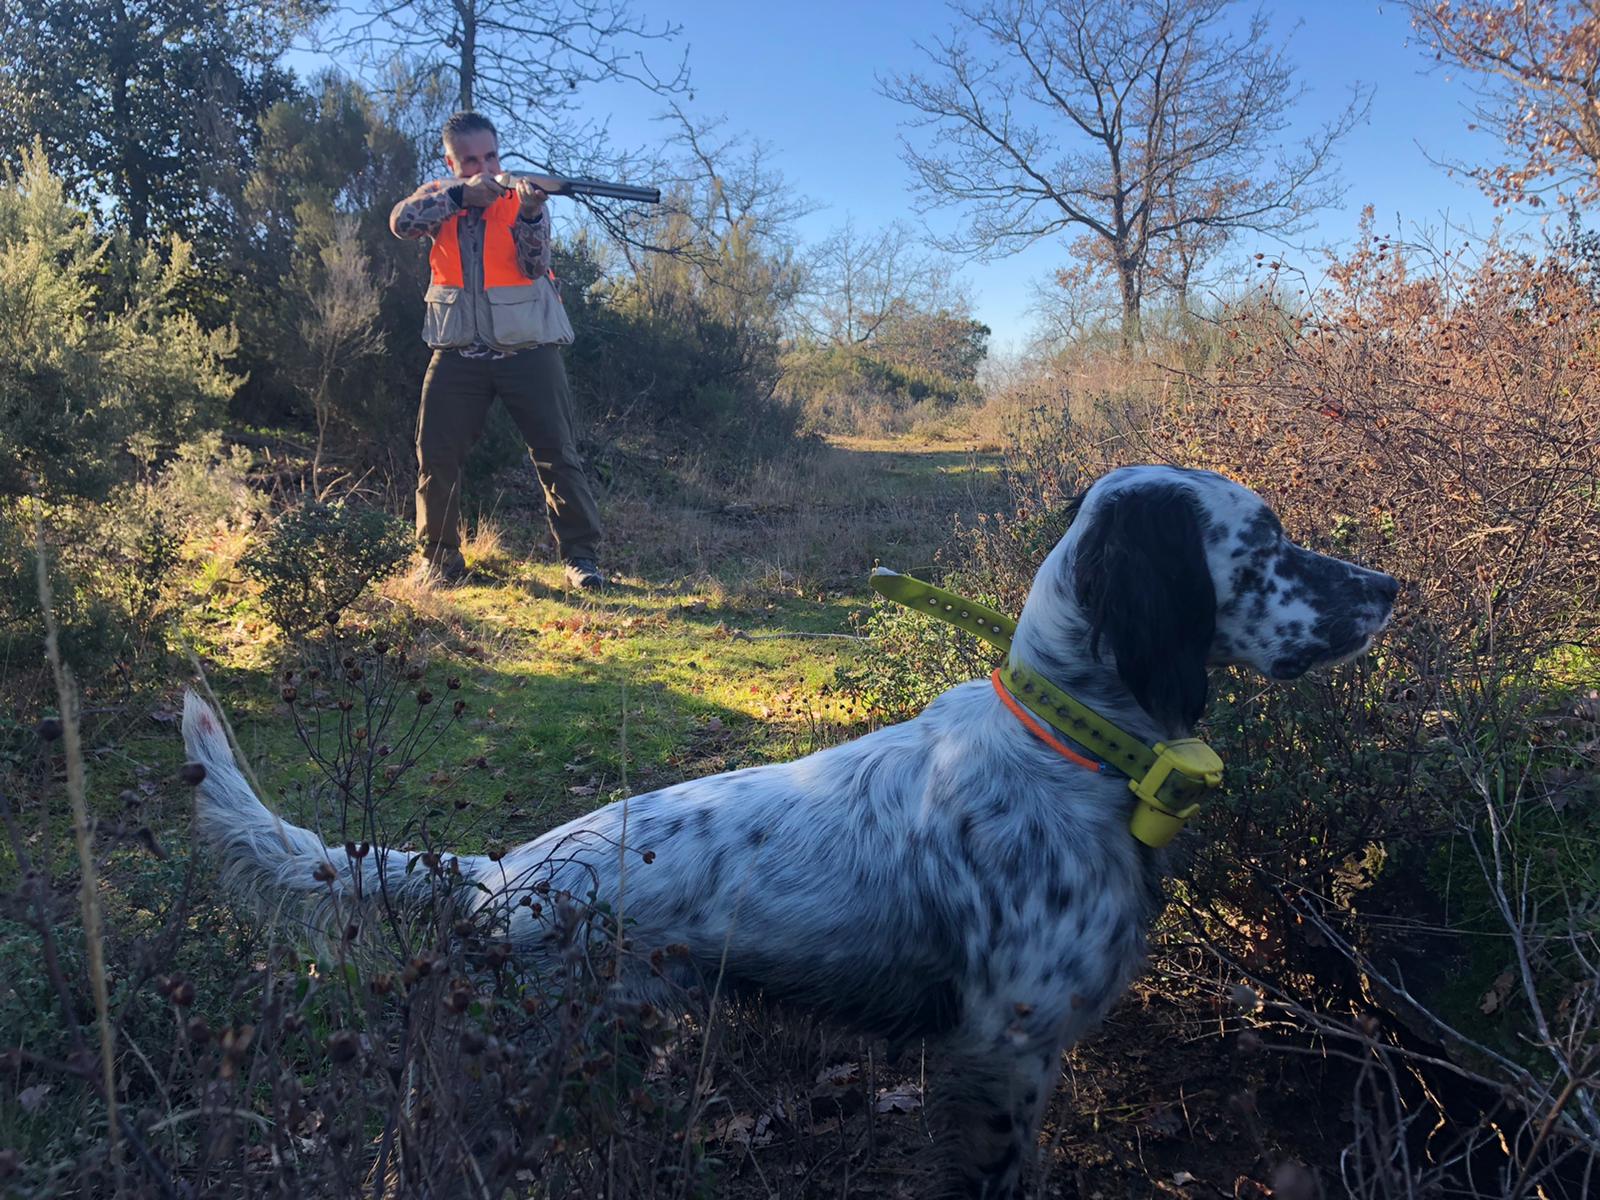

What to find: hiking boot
left=563, top=557, right=604, bottom=591
left=421, top=547, right=468, bottom=584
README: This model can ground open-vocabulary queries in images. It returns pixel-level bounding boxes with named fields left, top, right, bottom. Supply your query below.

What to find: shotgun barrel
left=495, top=172, right=660, bottom=204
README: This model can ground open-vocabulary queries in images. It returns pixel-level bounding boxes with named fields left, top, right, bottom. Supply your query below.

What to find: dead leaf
left=712, top=1113, right=755, bottom=1145
left=812, top=1061, right=860, bottom=1095
left=873, top=1084, right=923, bottom=1114
left=568, top=784, right=596, bottom=797
left=1171, top=1169, right=1197, bottom=1186
left=1480, top=969, right=1515, bottom=1015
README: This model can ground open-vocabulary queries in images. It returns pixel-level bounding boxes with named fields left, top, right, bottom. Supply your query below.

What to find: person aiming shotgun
left=390, top=110, right=616, bottom=589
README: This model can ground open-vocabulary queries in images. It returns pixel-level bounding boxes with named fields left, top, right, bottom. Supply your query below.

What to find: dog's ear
left=1073, top=484, right=1216, bottom=731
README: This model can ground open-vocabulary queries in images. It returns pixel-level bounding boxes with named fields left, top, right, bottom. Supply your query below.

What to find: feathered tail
left=182, top=690, right=480, bottom=922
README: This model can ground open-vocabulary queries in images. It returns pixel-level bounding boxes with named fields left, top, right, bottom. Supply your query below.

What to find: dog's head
left=1050, top=466, right=1398, bottom=731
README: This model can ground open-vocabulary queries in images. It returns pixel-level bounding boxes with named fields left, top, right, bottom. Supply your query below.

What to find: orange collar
left=990, top=669, right=1107, bottom=776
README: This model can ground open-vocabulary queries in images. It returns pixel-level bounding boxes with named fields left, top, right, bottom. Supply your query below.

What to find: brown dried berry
left=447, top=676, right=461, bottom=690
left=179, top=762, right=207, bottom=786
left=186, top=1016, right=211, bottom=1044
left=312, top=861, right=337, bottom=883
left=281, top=686, right=298, bottom=703
left=416, top=690, right=433, bottom=706
left=170, top=979, right=196, bottom=1007
left=326, top=1030, right=359, bottom=1063
left=34, top=717, right=62, bottom=741
left=221, top=1024, right=254, bottom=1058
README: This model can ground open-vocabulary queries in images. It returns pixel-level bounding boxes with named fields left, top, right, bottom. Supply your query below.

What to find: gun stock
left=496, top=172, right=660, bottom=204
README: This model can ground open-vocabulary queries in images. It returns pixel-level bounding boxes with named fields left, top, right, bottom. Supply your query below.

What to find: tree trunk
left=108, top=0, right=147, bottom=245
left=1117, top=260, right=1143, bottom=355
left=458, top=3, right=477, bottom=110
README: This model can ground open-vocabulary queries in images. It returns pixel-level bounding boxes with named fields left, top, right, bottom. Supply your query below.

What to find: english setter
left=182, top=464, right=1398, bottom=1197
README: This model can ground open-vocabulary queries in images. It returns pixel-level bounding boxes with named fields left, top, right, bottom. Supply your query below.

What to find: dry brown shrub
left=1184, top=221, right=1600, bottom=665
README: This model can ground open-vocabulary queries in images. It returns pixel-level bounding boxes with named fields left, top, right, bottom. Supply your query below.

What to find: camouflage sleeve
left=390, top=180, right=462, bottom=240
left=512, top=210, right=552, bottom=277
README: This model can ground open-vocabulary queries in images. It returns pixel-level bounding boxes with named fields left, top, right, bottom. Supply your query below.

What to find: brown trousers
left=415, top=346, right=602, bottom=562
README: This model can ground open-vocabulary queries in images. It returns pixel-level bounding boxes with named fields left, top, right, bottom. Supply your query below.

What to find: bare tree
left=881, top=0, right=1367, bottom=351
left=1407, top=0, right=1600, bottom=208
left=1027, top=240, right=1119, bottom=349
left=801, top=219, right=952, bottom=347
left=316, top=0, right=688, bottom=181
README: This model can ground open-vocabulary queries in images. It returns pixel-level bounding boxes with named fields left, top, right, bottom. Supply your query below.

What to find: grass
left=0, top=430, right=1011, bottom=1195
left=26, top=432, right=1004, bottom=865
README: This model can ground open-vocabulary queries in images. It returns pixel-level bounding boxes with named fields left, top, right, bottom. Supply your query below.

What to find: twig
left=34, top=517, right=121, bottom=1182
left=730, top=630, right=870, bottom=642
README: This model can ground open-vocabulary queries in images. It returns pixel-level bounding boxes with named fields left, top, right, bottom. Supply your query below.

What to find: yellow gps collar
left=869, top=568, right=1223, bottom=848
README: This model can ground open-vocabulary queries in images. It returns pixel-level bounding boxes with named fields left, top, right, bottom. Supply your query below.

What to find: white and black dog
left=182, top=465, right=1398, bottom=1197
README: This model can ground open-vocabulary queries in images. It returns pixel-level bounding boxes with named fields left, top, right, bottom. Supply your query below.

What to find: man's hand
left=459, top=172, right=508, bottom=208
left=512, top=177, right=548, bottom=218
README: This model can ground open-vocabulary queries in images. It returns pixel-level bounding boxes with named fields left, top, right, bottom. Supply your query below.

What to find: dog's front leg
left=933, top=1042, right=1059, bottom=1199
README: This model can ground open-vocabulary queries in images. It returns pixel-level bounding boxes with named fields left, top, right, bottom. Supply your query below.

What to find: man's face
left=443, top=129, right=500, bottom=179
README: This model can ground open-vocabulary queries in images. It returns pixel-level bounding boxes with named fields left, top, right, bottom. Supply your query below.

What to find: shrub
left=0, top=144, right=238, bottom=505
left=842, top=223, right=1600, bottom=1194
left=240, top=499, right=411, bottom=637
left=779, top=344, right=981, bottom=435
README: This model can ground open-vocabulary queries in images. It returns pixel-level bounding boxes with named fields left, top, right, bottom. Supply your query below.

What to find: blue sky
left=308, top=2, right=1541, bottom=348
left=585, top=0, right=1535, bottom=348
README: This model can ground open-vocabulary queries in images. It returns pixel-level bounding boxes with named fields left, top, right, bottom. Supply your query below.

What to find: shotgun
left=495, top=172, right=660, bottom=204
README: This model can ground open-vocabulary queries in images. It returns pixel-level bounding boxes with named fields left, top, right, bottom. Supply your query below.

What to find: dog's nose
left=1372, top=573, right=1399, bottom=604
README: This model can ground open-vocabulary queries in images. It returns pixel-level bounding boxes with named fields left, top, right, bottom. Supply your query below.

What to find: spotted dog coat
left=182, top=465, right=1398, bottom=1197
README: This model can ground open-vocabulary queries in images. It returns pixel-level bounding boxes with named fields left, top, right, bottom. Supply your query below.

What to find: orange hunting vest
left=427, top=192, right=532, bottom=290
left=420, top=192, right=573, bottom=350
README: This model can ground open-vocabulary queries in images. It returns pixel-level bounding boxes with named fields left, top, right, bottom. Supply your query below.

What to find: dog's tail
left=182, top=690, right=483, bottom=919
